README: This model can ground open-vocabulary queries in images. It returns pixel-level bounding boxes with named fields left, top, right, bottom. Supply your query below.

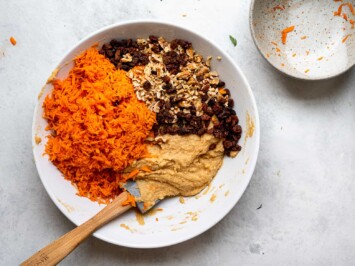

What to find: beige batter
left=126, top=134, right=224, bottom=208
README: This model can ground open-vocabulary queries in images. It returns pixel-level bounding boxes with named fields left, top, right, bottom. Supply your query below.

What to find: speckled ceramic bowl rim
left=32, top=20, right=260, bottom=248
left=249, top=0, right=354, bottom=81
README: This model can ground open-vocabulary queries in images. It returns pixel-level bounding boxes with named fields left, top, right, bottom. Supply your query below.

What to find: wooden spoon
left=21, top=191, right=132, bottom=266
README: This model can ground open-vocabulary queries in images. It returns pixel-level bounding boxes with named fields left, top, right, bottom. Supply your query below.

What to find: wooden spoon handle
left=21, top=191, right=132, bottom=266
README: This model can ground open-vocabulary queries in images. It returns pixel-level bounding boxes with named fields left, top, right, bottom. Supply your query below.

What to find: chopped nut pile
left=100, top=36, right=242, bottom=156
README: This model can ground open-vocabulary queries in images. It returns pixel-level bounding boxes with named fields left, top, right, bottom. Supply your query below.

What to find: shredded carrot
left=334, top=3, right=355, bottom=16
left=350, top=19, right=355, bottom=28
left=273, top=5, right=285, bottom=11
left=281, top=26, right=295, bottom=45
left=9, top=36, right=16, bottom=46
left=121, top=193, right=136, bottom=207
left=218, top=88, right=227, bottom=94
left=343, top=13, right=348, bottom=20
left=342, top=34, right=351, bottom=43
left=43, top=47, right=156, bottom=203
left=127, top=169, right=140, bottom=179
left=141, top=165, right=152, bottom=172
left=347, top=2, right=355, bottom=15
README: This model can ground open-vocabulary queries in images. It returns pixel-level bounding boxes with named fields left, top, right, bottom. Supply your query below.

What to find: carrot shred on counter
left=281, top=26, right=295, bottom=45
left=350, top=19, right=355, bottom=28
left=43, top=47, right=156, bottom=203
left=10, top=36, right=16, bottom=45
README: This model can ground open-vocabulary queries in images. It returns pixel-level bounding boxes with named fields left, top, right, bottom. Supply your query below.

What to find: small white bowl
left=32, top=20, right=260, bottom=248
left=250, top=0, right=355, bottom=80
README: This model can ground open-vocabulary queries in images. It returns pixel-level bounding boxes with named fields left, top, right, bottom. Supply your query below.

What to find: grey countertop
left=1, top=0, right=354, bottom=265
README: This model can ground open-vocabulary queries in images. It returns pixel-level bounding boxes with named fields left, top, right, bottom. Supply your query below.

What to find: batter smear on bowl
left=43, top=36, right=243, bottom=206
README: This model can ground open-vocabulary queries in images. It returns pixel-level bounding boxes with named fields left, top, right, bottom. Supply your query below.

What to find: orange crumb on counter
left=292, top=53, right=297, bottom=57
left=281, top=26, right=295, bottom=45
left=350, top=19, right=355, bottom=28
left=306, top=50, right=310, bottom=55
left=266, top=53, right=270, bottom=58
left=317, top=56, right=324, bottom=61
left=276, top=47, right=281, bottom=53
left=10, top=36, right=16, bottom=45
left=271, top=41, right=278, bottom=46
left=301, top=36, right=307, bottom=40
left=305, top=69, right=310, bottom=73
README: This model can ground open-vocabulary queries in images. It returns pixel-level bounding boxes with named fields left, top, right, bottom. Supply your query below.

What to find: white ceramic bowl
left=250, top=0, right=355, bottom=80
left=32, top=21, right=260, bottom=248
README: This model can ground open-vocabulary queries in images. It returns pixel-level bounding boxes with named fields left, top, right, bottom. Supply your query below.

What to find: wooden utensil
left=21, top=191, right=132, bottom=266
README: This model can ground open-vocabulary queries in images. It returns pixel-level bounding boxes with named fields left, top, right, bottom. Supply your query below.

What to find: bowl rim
left=32, top=19, right=260, bottom=248
left=249, top=0, right=354, bottom=81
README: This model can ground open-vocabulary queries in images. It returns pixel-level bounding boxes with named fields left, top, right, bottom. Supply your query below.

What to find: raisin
left=218, top=81, right=226, bottom=87
left=209, top=143, right=217, bottom=150
left=228, top=98, right=234, bottom=107
left=149, top=35, right=159, bottom=43
left=201, top=114, right=211, bottom=121
left=201, top=94, right=208, bottom=102
left=143, top=81, right=151, bottom=90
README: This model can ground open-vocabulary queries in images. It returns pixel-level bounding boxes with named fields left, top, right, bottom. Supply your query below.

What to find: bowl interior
left=32, top=21, right=259, bottom=248
left=250, top=0, right=355, bottom=80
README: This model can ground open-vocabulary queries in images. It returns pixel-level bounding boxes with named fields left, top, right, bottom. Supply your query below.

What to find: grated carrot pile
left=43, top=47, right=156, bottom=203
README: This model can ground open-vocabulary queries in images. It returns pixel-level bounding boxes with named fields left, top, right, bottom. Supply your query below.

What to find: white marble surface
left=1, top=0, right=354, bottom=265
